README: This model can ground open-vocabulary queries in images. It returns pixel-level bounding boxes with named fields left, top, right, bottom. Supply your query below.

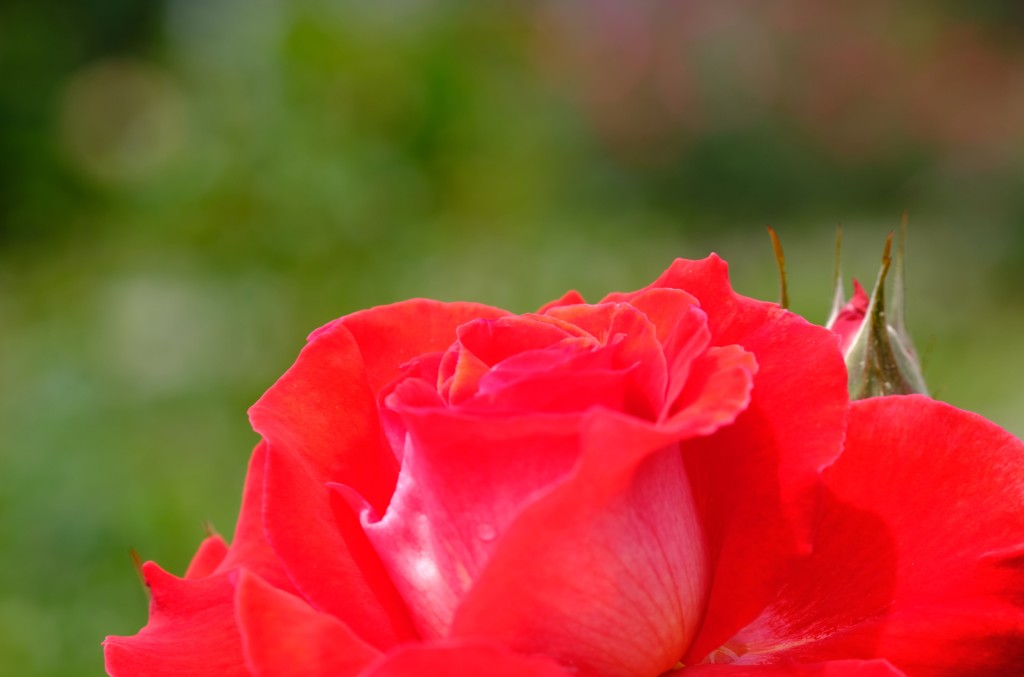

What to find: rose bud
left=825, top=221, right=928, bottom=399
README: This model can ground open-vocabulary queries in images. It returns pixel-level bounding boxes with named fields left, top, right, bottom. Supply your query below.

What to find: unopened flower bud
left=826, top=220, right=928, bottom=400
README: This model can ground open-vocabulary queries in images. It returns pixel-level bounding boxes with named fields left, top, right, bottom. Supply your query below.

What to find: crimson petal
left=103, top=564, right=245, bottom=677
left=346, top=411, right=583, bottom=638
left=724, top=396, right=1024, bottom=675
left=537, top=289, right=587, bottom=314
left=235, top=570, right=380, bottom=677
left=606, top=256, right=849, bottom=661
left=184, top=535, right=228, bottom=580
left=451, top=416, right=708, bottom=677
left=251, top=301, right=503, bottom=648
left=212, top=442, right=296, bottom=593
left=337, top=299, right=509, bottom=395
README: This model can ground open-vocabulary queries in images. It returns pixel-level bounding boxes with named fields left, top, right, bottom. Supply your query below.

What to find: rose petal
left=607, top=257, right=849, bottom=662
left=440, top=309, right=664, bottom=415
left=250, top=319, right=417, bottom=647
left=104, top=564, right=245, bottom=677
left=703, top=492, right=896, bottom=664
left=724, top=396, right=1024, bottom=675
left=348, top=411, right=583, bottom=638
left=440, top=343, right=491, bottom=404
left=624, top=288, right=710, bottom=410
left=185, top=534, right=228, bottom=580
left=363, top=640, right=576, bottom=677
left=261, top=441, right=417, bottom=649
left=454, top=315, right=582, bottom=369
left=471, top=359, right=639, bottom=415
left=235, top=570, right=380, bottom=677
left=537, top=289, right=587, bottom=314
left=338, top=299, right=510, bottom=395
left=543, top=301, right=668, bottom=418
left=450, top=413, right=715, bottom=677
left=410, top=379, right=756, bottom=677
left=829, top=279, right=869, bottom=354
left=460, top=342, right=643, bottom=416
left=211, top=442, right=295, bottom=593
left=664, top=345, right=758, bottom=434
left=251, top=301, right=509, bottom=644
left=251, top=319, right=399, bottom=509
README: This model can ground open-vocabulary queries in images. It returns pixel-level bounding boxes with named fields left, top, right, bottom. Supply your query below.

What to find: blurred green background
left=3, top=1, right=1024, bottom=674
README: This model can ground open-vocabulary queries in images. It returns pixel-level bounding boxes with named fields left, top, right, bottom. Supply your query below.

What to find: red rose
left=105, top=256, right=1024, bottom=676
